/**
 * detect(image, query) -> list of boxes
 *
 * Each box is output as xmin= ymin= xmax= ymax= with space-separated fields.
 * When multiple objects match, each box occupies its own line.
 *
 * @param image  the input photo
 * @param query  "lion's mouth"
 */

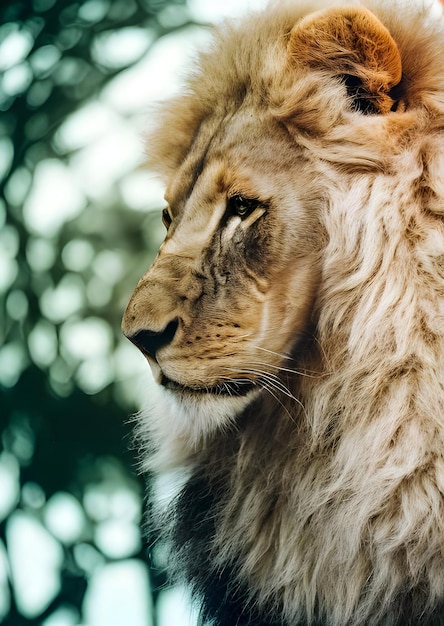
xmin=160 ymin=374 xmax=257 ymax=397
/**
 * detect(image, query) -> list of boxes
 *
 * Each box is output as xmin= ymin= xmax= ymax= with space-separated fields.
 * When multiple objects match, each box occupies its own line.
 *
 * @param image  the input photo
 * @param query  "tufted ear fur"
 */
xmin=288 ymin=7 xmax=402 ymax=114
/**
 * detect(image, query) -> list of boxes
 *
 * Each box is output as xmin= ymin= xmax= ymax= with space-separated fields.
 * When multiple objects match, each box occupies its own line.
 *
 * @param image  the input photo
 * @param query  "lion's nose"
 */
xmin=127 ymin=319 xmax=179 ymax=359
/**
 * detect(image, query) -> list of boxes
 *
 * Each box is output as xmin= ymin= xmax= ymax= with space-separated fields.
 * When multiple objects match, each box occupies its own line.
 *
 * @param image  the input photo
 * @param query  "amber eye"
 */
xmin=162 ymin=207 xmax=173 ymax=229
xmin=227 ymin=194 xmax=260 ymax=218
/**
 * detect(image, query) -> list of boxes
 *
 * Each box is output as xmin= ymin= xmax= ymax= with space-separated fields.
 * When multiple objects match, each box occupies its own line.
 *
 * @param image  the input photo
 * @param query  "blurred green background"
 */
xmin=0 ymin=0 xmax=264 ymax=624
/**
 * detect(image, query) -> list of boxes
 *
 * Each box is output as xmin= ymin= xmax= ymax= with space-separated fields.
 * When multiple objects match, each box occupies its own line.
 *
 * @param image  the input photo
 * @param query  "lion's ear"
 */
xmin=288 ymin=7 xmax=402 ymax=114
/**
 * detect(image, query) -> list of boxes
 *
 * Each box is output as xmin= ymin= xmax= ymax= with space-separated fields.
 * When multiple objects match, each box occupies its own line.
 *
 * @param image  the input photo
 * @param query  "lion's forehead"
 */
xmin=165 ymin=109 xmax=299 ymax=206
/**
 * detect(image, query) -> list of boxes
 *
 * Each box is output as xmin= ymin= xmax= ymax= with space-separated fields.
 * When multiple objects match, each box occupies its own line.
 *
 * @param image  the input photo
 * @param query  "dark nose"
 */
xmin=128 ymin=319 xmax=179 ymax=359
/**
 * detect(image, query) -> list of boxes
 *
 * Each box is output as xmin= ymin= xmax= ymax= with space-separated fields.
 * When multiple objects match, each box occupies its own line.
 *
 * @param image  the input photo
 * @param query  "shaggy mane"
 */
xmin=130 ymin=2 xmax=444 ymax=625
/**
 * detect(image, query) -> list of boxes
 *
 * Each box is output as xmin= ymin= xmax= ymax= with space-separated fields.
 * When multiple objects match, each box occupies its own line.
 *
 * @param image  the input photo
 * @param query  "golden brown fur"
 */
xmin=122 ymin=1 xmax=444 ymax=624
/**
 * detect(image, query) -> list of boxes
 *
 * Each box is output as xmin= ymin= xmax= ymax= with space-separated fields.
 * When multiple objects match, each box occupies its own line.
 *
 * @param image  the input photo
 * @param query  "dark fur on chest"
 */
xmin=153 ymin=464 xmax=444 ymax=626
xmin=170 ymin=468 xmax=290 ymax=626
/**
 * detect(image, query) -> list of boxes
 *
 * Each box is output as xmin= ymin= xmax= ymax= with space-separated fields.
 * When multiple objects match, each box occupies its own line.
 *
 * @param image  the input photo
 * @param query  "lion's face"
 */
xmin=122 ymin=4 xmax=404 ymax=434
xmin=122 ymin=110 xmax=321 ymax=402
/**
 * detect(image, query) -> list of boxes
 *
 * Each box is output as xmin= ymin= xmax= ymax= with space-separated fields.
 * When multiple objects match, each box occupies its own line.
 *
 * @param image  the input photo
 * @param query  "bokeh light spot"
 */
xmin=44 ymin=492 xmax=87 ymax=545
xmin=54 ymin=101 xmax=120 ymax=153
xmin=102 ymin=27 xmax=212 ymax=114
xmin=23 ymin=159 xmax=86 ymax=236
xmin=49 ymin=357 xmax=75 ymax=396
xmin=83 ymin=560 xmax=152 ymax=626
xmin=108 ymin=0 xmax=138 ymax=20
xmin=40 ymin=274 xmax=85 ymax=324
xmin=6 ymin=511 xmax=63 ymax=618
xmin=0 ymin=224 xmax=19 ymax=257
xmin=70 ymin=123 xmax=143 ymax=198
xmin=94 ymin=519 xmax=141 ymax=559
xmin=6 ymin=290 xmax=29 ymax=321
xmin=76 ymin=356 xmax=114 ymax=394
xmin=0 ymin=249 xmax=18 ymax=294
xmin=2 ymin=413 xmax=35 ymax=465
xmin=120 ymin=169 xmax=165 ymax=212
xmin=82 ymin=462 xmax=141 ymax=524
xmin=4 ymin=166 xmax=32 ymax=206
xmin=0 ymin=343 xmax=28 ymax=388
xmin=0 ymin=26 xmax=34 ymax=71
xmin=0 ymin=137 xmax=13 ymax=182
xmin=93 ymin=250 xmax=125 ymax=285
xmin=156 ymin=586 xmax=198 ymax=626
xmin=21 ymin=482 xmax=46 ymax=510
xmin=52 ymin=57 xmax=90 ymax=87
xmin=62 ymin=238 xmax=95 ymax=272
xmin=28 ymin=319 xmax=58 ymax=368
xmin=26 ymin=237 xmax=57 ymax=273
xmin=41 ymin=605 xmax=80 ymax=626
xmin=158 ymin=5 xmax=190 ymax=28
xmin=30 ymin=45 xmax=62 ymax=77
xmin=86 ymin=276 xmax=112 ymax=308
xmin=109 ymin=486 xmax=141 ymax=522
xmin=60 ymin=316 xmax=113 ymax=361
xmin=188 ymin=0 xmax=266 ymax=21
xmin=2 ymin=62 xmax=34 ymax=97
xmin=0 ymin=452 xmax=20 ymax=522
xmin=74 ymin=542 xmax=105 ymax=575
xmin=92 ymin=27 xmax=154 ymax=68
xmin=26 ymin=78 xmax=53 ymax=107
xmin=78 ymin=0 xmax=110 ymax=23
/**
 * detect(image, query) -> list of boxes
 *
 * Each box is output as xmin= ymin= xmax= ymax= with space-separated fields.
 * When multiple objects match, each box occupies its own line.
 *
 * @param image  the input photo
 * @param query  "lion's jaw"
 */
xmin=122 ymin=112 xmax=321 ymax=435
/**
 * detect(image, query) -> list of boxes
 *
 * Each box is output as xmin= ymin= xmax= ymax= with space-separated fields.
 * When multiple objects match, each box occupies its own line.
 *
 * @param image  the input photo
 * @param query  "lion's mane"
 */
xmin=128 ymin=1 xmax=444 ymax=624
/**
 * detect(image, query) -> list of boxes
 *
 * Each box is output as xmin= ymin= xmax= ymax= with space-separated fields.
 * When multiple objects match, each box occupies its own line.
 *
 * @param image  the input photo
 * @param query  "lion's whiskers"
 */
xmin=221 ymin=365 xmax=308 ymax=421
xmin=250 ymin=358 xmax=324 ymax=379
xmin=253 ymin=345 xmax=329 ymax=378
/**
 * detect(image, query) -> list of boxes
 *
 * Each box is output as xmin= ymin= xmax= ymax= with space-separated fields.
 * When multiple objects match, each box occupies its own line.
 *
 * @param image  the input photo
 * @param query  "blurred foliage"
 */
xmin=0 ymin=0 xmax=197 ymax=402
xmin=0 ymin=0 xmax=206 ymax=623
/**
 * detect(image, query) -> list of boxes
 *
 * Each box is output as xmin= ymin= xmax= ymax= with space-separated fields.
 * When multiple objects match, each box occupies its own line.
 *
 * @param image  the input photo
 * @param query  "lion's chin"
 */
xmin=160 ymin=373 xmax=257 ymax=397
xmin=138 ymin=374 xmax=259 ymax=469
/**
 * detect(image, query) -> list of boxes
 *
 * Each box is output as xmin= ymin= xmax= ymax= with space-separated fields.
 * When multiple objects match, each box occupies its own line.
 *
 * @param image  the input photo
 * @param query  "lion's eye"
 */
xmin=162 ymin=207 xmax=173 ymax=229
xmin=227 ymin=194 xmax=260 ymax=218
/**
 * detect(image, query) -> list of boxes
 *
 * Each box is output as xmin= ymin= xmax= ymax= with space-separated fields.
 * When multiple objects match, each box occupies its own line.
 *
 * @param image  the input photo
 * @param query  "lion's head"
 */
xmin=122 ymin=2 xmax=441 ymax=447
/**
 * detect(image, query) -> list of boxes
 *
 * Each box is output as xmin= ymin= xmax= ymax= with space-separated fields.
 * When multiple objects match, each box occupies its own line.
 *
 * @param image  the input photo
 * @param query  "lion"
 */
xmin=122 ymin=1 xmax=444 ymax=624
